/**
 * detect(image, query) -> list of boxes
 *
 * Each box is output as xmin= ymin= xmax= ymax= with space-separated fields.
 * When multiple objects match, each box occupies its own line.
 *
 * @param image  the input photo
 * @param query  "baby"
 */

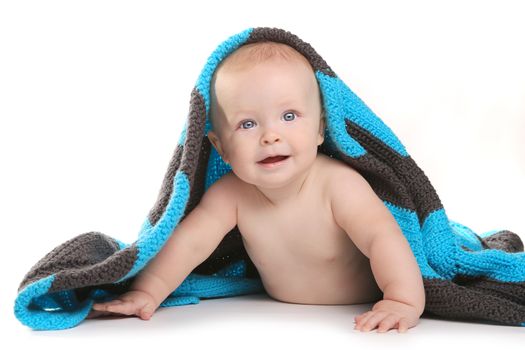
xmin=91 ymin=42 xmax=425 ymax=333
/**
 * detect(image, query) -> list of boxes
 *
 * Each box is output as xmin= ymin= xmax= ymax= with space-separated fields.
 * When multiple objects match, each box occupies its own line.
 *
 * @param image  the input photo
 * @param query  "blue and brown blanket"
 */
xmin=14 ymin=27 xmax=525 ymax=330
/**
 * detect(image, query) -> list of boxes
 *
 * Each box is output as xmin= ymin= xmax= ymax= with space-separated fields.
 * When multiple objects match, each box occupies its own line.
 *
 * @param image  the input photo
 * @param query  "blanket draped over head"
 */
xmin=15 ymin=27 xmax=525 ymax=330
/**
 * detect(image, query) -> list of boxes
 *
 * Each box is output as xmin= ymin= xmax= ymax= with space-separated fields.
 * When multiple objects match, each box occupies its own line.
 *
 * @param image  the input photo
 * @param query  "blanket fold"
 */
xmin=15 ymin=27 xmax=525 ymax=330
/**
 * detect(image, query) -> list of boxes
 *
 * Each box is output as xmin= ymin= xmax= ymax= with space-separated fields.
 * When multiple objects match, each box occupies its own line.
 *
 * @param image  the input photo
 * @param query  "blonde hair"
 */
xmin=209 ymin=41 xmax=322 ymax=133
xmin=217 ymin=41 xmax=312 ymax=74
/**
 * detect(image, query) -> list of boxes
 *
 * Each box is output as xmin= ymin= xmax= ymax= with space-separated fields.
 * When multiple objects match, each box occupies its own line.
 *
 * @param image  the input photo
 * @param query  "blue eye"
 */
xmin=240 ymin=120 xmax=256 ymax=129
xmin=239 ymin=111 xmax=297 ymax=130
xmin=283 ymin=111 xmax=296 ymax=121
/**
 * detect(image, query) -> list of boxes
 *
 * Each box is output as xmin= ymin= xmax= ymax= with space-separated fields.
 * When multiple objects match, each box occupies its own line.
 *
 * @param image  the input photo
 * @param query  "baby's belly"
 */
xmin=243 ymin=236 xmax=384 ymax=305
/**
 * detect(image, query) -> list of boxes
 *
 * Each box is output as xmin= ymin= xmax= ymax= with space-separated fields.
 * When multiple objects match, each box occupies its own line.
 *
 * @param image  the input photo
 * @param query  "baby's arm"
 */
xmin=92 ymin=173 xmax=238 ymax=320
xmin=330 ymin=168 xmax=425 ymax=333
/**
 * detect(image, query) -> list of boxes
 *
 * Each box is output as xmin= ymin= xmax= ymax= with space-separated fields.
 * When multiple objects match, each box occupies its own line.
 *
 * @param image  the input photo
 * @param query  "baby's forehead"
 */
xmin=213 ymin=58 xmax=317 ymax=98
xmin=214 ymin=67 xmax=316 ymax=112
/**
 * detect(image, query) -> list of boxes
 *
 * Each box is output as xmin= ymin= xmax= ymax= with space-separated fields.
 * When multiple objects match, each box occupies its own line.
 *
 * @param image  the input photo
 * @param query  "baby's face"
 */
xmin=208 ymin=58 xmax=325 ymax=188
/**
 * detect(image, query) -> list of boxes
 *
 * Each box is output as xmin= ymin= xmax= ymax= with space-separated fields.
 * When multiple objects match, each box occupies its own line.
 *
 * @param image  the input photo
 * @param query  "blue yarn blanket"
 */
xmin=15 ymin=27 xmax=525 ymax=330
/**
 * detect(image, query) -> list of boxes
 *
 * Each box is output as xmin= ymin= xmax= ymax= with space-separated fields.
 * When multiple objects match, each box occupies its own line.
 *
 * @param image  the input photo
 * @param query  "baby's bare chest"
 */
xmin=235 ymin=189 xmax=380 ymax=304
xmin=236 ymin=186 xmax=365 ymax=275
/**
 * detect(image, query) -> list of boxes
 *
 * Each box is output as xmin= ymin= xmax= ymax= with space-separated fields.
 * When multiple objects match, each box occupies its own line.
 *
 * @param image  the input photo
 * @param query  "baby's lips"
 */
xmin=258 ymin=155 xmax=290 ymax=163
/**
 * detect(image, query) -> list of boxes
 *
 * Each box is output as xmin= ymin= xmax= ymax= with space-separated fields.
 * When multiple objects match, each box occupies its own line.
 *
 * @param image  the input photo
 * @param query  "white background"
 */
xmin=1 ymin=0 xmax=524 ymax=348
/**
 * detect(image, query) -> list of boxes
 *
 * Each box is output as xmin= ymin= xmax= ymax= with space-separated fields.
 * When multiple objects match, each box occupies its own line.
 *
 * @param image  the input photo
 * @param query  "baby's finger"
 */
xmin=360 ymin=311 xmax=388 ymax=332
xmin=354 ymin=311 xmax=368 ymax=324
xmin=105 ymin=301 xmax=138 ymax=316
xmin=354 ymin=311 xmax=372 ymax=323
xmin=377 ymin=314 xmax=399 ymax=333
xmin=93 ymin=300 xmax=122 ymax=311
xmin=397 ymin=317 xmax=409 ymax=333
xmin=138 ymin=305 xmax=155 ymax=321
xmin=92 ymin=304 xmax=107 ymax=311
xmin=354 ymin=311 xmax=374 ymax=329
xmin=93 ymin=299 xmax=134 ymax=316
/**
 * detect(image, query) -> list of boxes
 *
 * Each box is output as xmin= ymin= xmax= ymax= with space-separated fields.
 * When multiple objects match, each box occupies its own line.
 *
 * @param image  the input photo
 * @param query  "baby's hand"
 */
xmin=354 ymin=299 xmax=421 ymax=333
xmin=90 ymin=290 xmax=159 ymax=321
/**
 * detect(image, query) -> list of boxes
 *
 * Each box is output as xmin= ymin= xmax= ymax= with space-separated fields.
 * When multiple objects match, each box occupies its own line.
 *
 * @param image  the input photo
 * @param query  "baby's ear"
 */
xmin=207 ymin=131 xmax=229 ymax=164
xmin=207 ymin=131 xmax=221 ymax=151
xmin=317 ymin=116 xmax=326 ymax=145
xmin=320 ymin=114 xmax=326 ymax=133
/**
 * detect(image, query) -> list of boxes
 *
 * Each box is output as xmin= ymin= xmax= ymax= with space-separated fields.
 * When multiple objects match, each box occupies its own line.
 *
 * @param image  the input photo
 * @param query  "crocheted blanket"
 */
xmin=15 ymin=27 xmax=525 ymax=330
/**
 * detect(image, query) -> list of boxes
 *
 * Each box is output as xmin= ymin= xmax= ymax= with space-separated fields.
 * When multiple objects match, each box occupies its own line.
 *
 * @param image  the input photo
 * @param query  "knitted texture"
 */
xmin=14 ymin=27 xmax=525 ymax=330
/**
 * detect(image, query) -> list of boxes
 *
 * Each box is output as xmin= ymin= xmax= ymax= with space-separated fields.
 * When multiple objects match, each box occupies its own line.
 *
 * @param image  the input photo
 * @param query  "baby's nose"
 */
xmin=262 ymin=134 xmax=281 ymax=144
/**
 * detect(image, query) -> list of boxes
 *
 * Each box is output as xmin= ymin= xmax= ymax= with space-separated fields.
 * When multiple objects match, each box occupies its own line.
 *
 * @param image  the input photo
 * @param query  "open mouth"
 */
xmin=258 ymin=155 xmax=290 ymax=164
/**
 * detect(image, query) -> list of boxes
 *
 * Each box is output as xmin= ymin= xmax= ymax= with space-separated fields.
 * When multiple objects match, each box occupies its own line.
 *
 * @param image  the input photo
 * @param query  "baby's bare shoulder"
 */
xmin=319 ymin=154 xmax=380 ymax=211
xmin=198 ymin=171 xmax=241 ymax=213
xmin=318 ymin=154 xmax=365 ymax=188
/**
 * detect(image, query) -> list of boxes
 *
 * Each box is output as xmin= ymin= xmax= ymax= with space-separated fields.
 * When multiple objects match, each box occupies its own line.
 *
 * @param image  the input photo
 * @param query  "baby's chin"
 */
xmin=250 ymin=173 xmax=314 ymax=190
xmin=231 ymin=169 xmax=293 ymax=189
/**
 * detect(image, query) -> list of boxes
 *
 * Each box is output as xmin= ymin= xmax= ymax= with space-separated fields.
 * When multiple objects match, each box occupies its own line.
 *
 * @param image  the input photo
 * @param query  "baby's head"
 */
xmin=207 ymin=41 xmax=326 ymax=187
